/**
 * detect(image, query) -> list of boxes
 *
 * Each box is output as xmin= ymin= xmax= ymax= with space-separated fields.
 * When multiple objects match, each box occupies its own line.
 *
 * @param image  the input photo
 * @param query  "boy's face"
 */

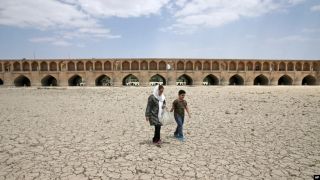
xmin=179 ymin=93 xmax=185 ymax=100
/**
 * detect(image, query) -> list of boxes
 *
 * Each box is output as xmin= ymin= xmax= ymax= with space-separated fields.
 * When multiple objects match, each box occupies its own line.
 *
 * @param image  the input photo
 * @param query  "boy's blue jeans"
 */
xmin=174 ymin=114 xmax=184 ymax=138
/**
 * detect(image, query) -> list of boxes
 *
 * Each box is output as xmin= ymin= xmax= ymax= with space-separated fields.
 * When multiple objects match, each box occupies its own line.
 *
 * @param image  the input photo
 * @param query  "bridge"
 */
xmin=0 ymin=58 xmax=319 ymax=86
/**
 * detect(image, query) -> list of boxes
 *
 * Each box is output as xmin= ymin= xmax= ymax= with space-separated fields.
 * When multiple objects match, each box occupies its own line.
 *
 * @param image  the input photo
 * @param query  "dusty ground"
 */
xmin=0 ymin=86 xmax=319 ymax=180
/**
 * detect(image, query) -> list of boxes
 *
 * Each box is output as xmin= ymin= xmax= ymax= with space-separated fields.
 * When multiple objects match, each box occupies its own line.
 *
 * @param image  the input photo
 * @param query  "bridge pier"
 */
xmin=166 ymin=71 xmax=176 ymax=86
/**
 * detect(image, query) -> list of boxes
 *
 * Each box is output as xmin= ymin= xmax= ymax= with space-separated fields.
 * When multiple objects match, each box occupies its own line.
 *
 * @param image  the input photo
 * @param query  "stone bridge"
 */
xmin=0 ymin=58 xmax=319 ymax=86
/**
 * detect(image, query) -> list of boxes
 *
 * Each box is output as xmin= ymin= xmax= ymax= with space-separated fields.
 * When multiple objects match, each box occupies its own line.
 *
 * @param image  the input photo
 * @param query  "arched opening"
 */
xmin=131 ymin=61 xmax=139 ymax=70
xmin=159 ymin=61 xmax=166 ymax=70
xmin=177 ymin=61 xmax=184 ymax=70
xmin=41 ymin=75 xmax=58 ymax=86
xmin=303 ymin=63 xmax=310 ymax=71
xmin=212 ymin=62 xmax=219 ymax=70
xmin=122 ymin=61 xmax=130 ymax=70
xmin=195 ymin=61 xmax=202 ymax=70
xmin=140 ymin=61 xmax=148 ymax=70
xmin=95 ymin=61 xmax=102 ymax=71
xmin=68 ymin=62 xmax=75 ymax=71
xmin=4 ymin=62 xmax=10 ymax=72
xmin=149 ymin=61 xmax=157 ymax=70
xmin=229 ymin=74 xmax=244 ymax=85
xmin=302 ymin=75 xmax=316 ymax=85
xmin=22 ymin=62 xmax=30 ymax=71
xmin=279 ymin=62 xmax=286 ymax=71
xmin=86 ymin=61 xmax=93 ymax=71
xmin=287 ymin=62 xmax=294 ymax=71
xmin=14 ymin=75 xmax=31 ymax=87
xmin=247 ymin=62 xmax=253 ymax=71
xmin=123 ymin=74 xmax=139 ymax=86
xmin=31 ymin=62 xmax=38 ymax=71
xmin=96 ymin=75 xmax=112 ymax=86
xmin=278 ymin=75 xmax=293 ymax=85
xmin=77 ymin=61 xmax=84 ymax=71
xmin=203 ymin=61 xmax=210 ymax=70
xmin=177 ymin=74 xmax=193 ymax=86
xmin=186 ymin=61 xmax=193 ymax=70
xmin=295 ymin=62 xmax=302 ymax=71
xmin=0 ymin=63 xmax=2 ymax=72
xmin=104 ymin=61 xmax=112 ymax=71
xmin=68 ymin=75 xmax=82 ymax=86
xmin=238 ymin=62 xmax=245 ymax=71
xmin=203 ymin=75 xmax=219 ymax=85
xmin=229 ymin=62 xmax=236 ymax=71
xmin=150 ymin=74 xmax=166 ymax=86
xmin=0 ymin=78 xmax=3 ymax=85
xmin=49 ymin=62 xmax=57 ymax=71
xmin=263 ymin=62 xmax=269 ymax=71
xmin=254 ymin=75 xmax=269 ymax=85
xmin=13 ymin=62 xmax=21 ymax=71
xmin=40 ymin=62 xmax=48 ymax=71
xmin=255 ymin=62 xmax=261 ymax=71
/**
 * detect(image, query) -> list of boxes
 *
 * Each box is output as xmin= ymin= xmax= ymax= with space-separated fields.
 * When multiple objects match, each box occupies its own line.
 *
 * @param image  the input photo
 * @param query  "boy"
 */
xmin=170 ymin=90 xmax=191 ymax=141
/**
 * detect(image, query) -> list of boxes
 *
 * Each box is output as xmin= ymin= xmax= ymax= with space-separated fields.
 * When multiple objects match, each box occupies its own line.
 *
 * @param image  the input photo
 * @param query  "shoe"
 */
xmin=175 ymin=136 xmax=185 ymax=142
xmin=153 ymin=139 xmax=162 ymax=144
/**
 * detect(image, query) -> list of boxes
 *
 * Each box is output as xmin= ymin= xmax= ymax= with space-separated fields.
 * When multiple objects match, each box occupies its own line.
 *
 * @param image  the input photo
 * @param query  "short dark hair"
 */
xmin=158 ymin=85 xmax=164 ymax=90
xmin=178 ymin=90 xmax=186 ymax=95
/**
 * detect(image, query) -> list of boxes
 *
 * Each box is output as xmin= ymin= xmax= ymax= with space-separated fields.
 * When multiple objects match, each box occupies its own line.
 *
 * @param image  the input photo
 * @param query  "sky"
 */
xmin=0 ymin=0 xmax=320 ymax=60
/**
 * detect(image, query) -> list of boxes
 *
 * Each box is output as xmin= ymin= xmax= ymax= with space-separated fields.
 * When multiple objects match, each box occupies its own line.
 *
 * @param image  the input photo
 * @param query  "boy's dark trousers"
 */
xmin=153 ymin=125 xmax=161 ymax=142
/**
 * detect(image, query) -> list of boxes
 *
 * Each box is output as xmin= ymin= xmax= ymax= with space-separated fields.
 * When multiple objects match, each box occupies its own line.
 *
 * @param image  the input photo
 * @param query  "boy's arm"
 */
xmin=185 ymin=106 xmax=191 ymax=118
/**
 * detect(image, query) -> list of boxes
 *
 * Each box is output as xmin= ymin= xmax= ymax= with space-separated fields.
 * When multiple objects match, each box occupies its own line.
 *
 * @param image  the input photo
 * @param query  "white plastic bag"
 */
xmin=160 ymin=109 xmax=175 ymax=125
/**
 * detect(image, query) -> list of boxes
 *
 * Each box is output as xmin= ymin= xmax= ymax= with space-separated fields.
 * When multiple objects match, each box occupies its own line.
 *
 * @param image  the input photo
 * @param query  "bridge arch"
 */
xmin=68 ymin=74 xmax=82 ymax=86
xmin=41 ymin=75 xmax=58 ymax=86
xmin=278 ymin=75 xmax=293 ymax=85
xmin=150 ymin=74 xmax=166 ymax=85
xmin=177 ymin=74 xmax=193 ymax=85
xmin=122 ymin=74 xmax=139 ymax=86
xmin=302 ymin=75 xmax=316 ymax=85
xmin=203 ymin=74 xmax=219 ymax=85
xmin=96 ymin=74 xmax=112 ymax=86
xmin=14 ymin=75 xmax=31 ymax=87
xmin=254 ymin=74 xmax=269 ymax=85
xmin=229 ymin=74 xmax=244 ymax=85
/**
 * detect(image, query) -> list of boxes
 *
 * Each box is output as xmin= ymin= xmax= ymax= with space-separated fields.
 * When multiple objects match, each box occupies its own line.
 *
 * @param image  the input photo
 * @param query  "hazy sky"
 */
xmin=0 ymin=0 xmax=320 ymax=59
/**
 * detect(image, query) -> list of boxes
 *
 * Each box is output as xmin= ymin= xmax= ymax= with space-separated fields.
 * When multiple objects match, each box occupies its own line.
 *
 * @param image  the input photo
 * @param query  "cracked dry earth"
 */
xmin=0 ymin=86 xmax=319 ymax=180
